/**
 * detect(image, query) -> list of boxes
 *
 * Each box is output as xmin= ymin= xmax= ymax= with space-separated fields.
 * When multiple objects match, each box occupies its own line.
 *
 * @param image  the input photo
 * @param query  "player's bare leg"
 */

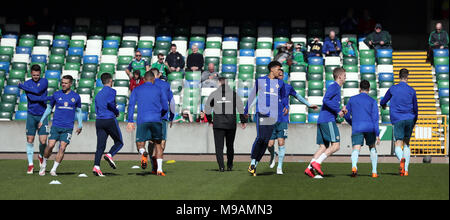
xmin=50 ymin=141 xmax=68 ymax=176
xmin=268 ymin=140 xmax=276 ymax=168
xmin=39 ymin=139 xmax=57 ymax=176
xmin=154 ymin=140 xmax=165 ymax=176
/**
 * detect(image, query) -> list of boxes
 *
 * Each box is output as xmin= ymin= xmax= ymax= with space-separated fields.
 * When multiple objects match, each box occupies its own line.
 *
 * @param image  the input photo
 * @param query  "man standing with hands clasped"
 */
xmin=205 ymin=77 xmax=248 ymax=172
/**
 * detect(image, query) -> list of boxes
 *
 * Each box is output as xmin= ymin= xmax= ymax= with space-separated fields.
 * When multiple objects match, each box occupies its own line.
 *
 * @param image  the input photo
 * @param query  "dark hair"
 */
xmin=171 ymin=44 xmax=177 ymax=48
xmin=62 ymin=75 xmax=74 ymax=83
xmin=133 ymin=70 xmax=141 ymax=76
xmin=399 ymin=68 xmax=409 ymax=80
xmin=30 ymin=64 xmax=41 ymax=73
xmin=157 ymin=53 xmax=165 ymax=57
xmin=101 ymin=73 xmax=113 ymax=85
xmin=333 ymin=67 xmax=346 ymax=80
xmin=360 ymin=80 xmax=370 ymax=91
xmin=144 ymin=70 xmax=155 ymax=80
xmin=150 ymin=68 xmax=160 ymax=76
xmin=268 ymin=61 xmax=282 ymax=70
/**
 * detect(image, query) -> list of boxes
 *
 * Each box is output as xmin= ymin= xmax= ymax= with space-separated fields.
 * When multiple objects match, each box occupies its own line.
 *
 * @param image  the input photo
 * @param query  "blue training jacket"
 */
xmin=154 ymin=78 xmax=175 ymax=121
xmin=19 ymin=78 xmax=48 ymax=116
xmin=344 ymin=93 xmax=380 ymax=136
xmin=95 ymin=86 xmax=119 ymax=120
xmin=280 ymin=83 xmax=311 ymax=123
xmin=127 ymin=82 xmax=168 ymax=124
xmin=380 ymin=81 xmax=418 ymax=124
xmin=318 ymin=81 xmax=342 ymax=124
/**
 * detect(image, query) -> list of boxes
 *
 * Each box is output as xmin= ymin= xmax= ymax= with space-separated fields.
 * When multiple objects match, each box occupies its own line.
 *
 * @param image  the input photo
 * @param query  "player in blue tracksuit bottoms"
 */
xmin=244 ymin=61 xmax=288 ymax=176
xmin=92 ymin=73 xmax=123 ymax=177
xmin=126 ymin=71 xmax=168 ymax=176
xmin=18 ymin=64 xmax=49 ymax=174
xmin=380 ymin=68 xmax=418 ymax=176
xmin=38 ymin=75 xmax=83 ymax=176
xmin=344 ymin=80 xmax=380 ymax=178
xmin=147 ymin=68 xmax=175 ymax=174
xmin=304 ymin=67 xmax=347 ymax=178
xmin=267 ymin=70 xmax=319 ymax=175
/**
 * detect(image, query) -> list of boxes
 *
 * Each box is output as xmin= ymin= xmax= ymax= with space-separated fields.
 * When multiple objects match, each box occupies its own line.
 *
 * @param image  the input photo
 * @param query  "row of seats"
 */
xmin=434 ymin=49 xmax=449 ymax=115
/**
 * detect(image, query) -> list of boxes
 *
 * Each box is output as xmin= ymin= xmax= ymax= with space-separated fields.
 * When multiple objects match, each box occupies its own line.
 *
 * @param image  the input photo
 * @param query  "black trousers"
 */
xmin=213 ymin=128 xmax=236 ymax=169
xmin=95 ymin=118 xmax=124 ymax=166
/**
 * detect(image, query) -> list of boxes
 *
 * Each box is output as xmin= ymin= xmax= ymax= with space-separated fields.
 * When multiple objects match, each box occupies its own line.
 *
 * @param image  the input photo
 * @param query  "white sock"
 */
xmin=139 ymin=148 xmax=146 ymax=155
xmin=307 ymin=159 xmax=316 ymax=169
xmin=94 ymin=165 xmax=101 ymax=170
xmin=42 ymin=158 xmax=48 ymax=168
xmin=157 ymin=159 xmax=163 ymax=172
xmin=316 ymin=153 xmax=328 ymax=164
xmin=51 ymin=161 xmax=60 ymax=172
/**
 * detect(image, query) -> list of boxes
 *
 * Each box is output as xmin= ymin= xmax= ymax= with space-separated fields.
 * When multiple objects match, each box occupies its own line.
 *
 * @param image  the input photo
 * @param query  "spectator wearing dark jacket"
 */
xmin=165 ymin=44 xmax=185 ymax=72
xmin=427 ymin=22 xmax=449 ymax=62
xmin=186 ymin=45 xmax=204 ymax=71
xmin=364 ymin=23 xmax=392 ymax=50
xmin=205 ymin=77 xmax=248 ymax=172
xmin=308 ymin=37 xmax=323 ymax=58
xmin=322 ymin=31 xmax=342 ymax=56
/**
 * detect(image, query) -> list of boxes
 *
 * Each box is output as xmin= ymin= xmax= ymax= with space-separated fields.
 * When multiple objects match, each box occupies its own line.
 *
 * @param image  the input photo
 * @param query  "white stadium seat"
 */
xmin=377 ymin=65 xmax=394 ymax=73
xmin=290 ymin=72 xmax=307 ymax=81
xmin=308 ymin=96 xmax=323 ymax=106
xmin=343 ymin=88 xmax=360 ymax=97
xmin=290 ymin=104 xmax=307 ymax=114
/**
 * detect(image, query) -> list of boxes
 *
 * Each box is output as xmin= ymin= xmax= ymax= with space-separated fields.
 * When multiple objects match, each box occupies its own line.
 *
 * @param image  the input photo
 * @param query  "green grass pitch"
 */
xmin=0 ymin=159 xmax=448 ymax=200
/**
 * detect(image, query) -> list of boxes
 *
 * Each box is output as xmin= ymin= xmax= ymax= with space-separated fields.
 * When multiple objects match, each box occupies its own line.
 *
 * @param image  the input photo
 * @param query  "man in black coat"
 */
xmin=205 ymin=77 xmax=248 ymax=172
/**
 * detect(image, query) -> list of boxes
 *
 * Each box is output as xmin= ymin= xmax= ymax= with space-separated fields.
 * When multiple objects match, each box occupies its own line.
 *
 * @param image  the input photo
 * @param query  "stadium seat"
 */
xmin=83 ymin=55 xmax=99 ymax=64
xmin=434 ymin=57 xmax=449 ymax=66
xmin=308 ymin=113 xmax=319 ymax=123
xmin=308 ymin=57 xmax=323 ymax=65
xmin=223 ymin=49 xmax=237 ymax=57
xmin=439 ymin=88 xmax=449 ymax=98
xmin=433 ymin=49 xmax=449 ymax=57
xmin=360 ymin=57 xmax=375 ymax=65
xmin=441 ymin=105 xmax=449 ymax=115
xmin=222 ymin=64 xmax=237 ymax=73
xmin=377 ymin=49 xmax=393 ymax=58
xmin=4 ymin=86 xmax=20 ymax=96
xmin=360 ymin=50 xmax=375 ymax=58
xmin=379 ymin=73 xmax=394 ymax=82
xmin=438 ymin=80 xmax=449 ymax=89
xmin=378 ymin=57 xmax=393 ymax=64
xmin=0 ymin=102 xmax=15 ymax=112
xmin=65 ymin=63 xmax=81 ymax=71
xmin=239 ymin=49 xmax=255 ymax=57
xmin=360 ymin=65 xmax=376 ymax=74
xmin=66 ymin=55 xmax=82 ymax=64
xmin=308 ymin=65 xmax=324 ymax=74
xmin=435 ymin=65 xmax=449 ymax=74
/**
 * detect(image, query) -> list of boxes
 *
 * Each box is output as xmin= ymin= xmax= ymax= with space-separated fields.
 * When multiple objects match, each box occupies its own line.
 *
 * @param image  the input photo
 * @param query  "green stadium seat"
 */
xmin=308 ymin=73 xmax=323 ymax=81
xmin=290 ymin=81 xmax=306 ymax=89
xmin=11 ymin=62 xmax=27 ymax=71
xmin=69 ymin=40 xmax=85 ymax=48
xmin=9 ymin=70 xmax=26 ymax=80
xmin=220 ymin=73 xmax=236 ymax=79
xmin=81 ymin=71 xmax=96 ymax=80
xmin=185 ymin=72 xmax=201 ymax=81
xmin=51 ymin=47 xmax=66 ymax=56
xmin=437 ymin=73 xmax=449 ymax=81
xmin=308 ymin=105 xmax=321 ymax=114
xmin=138 ymin=41 xmax=153 ymax=49
xmin=440 ymin=97 xmax=450 ymax=106
xmin=81 ymin=103 xmax=89 ymax=113
xmin=434 ymin=57 xmax=449 ymax=66
xmin=308 ymin=81 xmax=324 ymax=90
xmin=117 ymin=112 xmax=125 ymax=122
xmin=106 ymin=35 xmax=121 ymax=45
xmin=325 ymin=73 xmax=334 ymax=81
xmin=49 ymin=55 xmax=65 ymax=64
xmin=55 ymin=35 xmax=70 ymax=41
xmin=115 ymin=96 xmax=128 ymax=105
xmin=0 ymin=46 xmax=14 ymax=56
xmin=66 ymin=55 xmax=81 ymax=64
xmin=35 ymin=39 xmax=51 ymax=47
xmin=368 ymin=80 xmax=377 ymax=90
xmin=114 ymin=80 xmax=130 ymax=87
xmin=122 ymin=40 xmax=137 ymax=48
xmin=438 ymin=80 xmax=449 ymax=89
xmin=116 ymin=64 xmax=129 ymax=71
xmin=360 ymin=50 xmax=375 ymax=58
xmin=0 ymin=78 xmax=5 ymax=89
xmin=222 ymin=49 xmax=237 ymax=57
xmin=343 ymin=65 xmax=358 ymax=73
xmin=206 ymin=41 xmax=221 ymax=49
xmin=325 ymin=65 xmax=340 ymax=74
xmin=77 ymin=87 xmax=92 ymax=95
xmin=0 ymin=102 xmax=15 ymax=112
xmin=205 ymin=57 xmax=220 ymax=68
xmin=344 ymin=81 xmax=359 ymax=88
xmin=238 ymin=73 xmax=254 ymax=81
xmin=290 ymin=114 xmax=307 ymax=123
xmin=47 ymin=87 xmax=57 ymax=96
xmin=118 ymin=56 xmax=133 ymax=65
xmin=380 ymin=81 xmax=394 ymax=88
xmin=238 ymin=80 xmax=253 ymax=88
xmin=308 ymin=65 xmax=323 ymax=74
xmin=291 ymin=64 xmax=307 ymax=73
xmin=380 ymin=107 xmax=390 ymax=116
xmin=361 ymin=73 xmax=377 ymax=81
xmin=102 ymin=48 xmax=118 ymax=55
xmin=190 ymin=36 xmax=206 ymax=42
xmin=83 ymin=64 xmax=98 ymax=73
xmin=155 ymin=41 xmax=171 ymax=50
xmin=222 ymin=57 xmax=237 ymax=65
xmin=239 ymin=65 xmax=255 ymax=74
xmin=240 ymin=36 xmax=256 ymax=43
xmin=154 ymin=49 xmax=169 ymax=56
xmin=378 ymin=57 xmax=393 ymax=64
xmin=239 ymin=41 xmax=255 ymax=49
xmin=64 ymin=63 xmax=81 ymax=71
xmin=100 ymin=63 xmax=116 ymax=73
xmin=308 ymin=89 xmax=324 ymax=97
xmin=47 ymin=63 xmax=63 ymax=71
xmin=0 ymin=54 xmax=11 ymax=62
xmin=257 ymin=42 xmax=272 ymax=49
xmin=19 ymin=38 xmax=35 ymax=47
xmin=167 ymin=72 xmax=183 ymax=81
xmin=360 ymin=57 xmax=375 ymax=65
xmin=0 ymin=111 xmax=12 ymax=120
xmin=441 ymin=104 xmax=449 ymax=115
xmin=18 ymin=102 xmax=28 ymax=111
xmin=47 ymin=78 xmax=59 ymax=89
xmin=256 ymin=65 xmax=269 ymax=75
xmin=343 ymin=57 xmax=358 ymax=65
xmin=7 ymin=78 xmax=22 ymax=86
xmin=78 ymin=79 xmax=95 ymax=89
xmin=89 ymin=112 xmax=97 ymax=121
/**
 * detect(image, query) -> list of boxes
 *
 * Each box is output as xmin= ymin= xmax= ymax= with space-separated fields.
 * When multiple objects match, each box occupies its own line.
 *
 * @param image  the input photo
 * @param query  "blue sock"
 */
xmin=277 ymin=146 xmax=286 ymax=169
xmin=370 ymin=148 xmax=378 ymax=174
xmin=351 ymin=149 xmax=360 ymax=169
xmin=26 ymin=143 xmax=34 ymax=165
xmin=395 ymin=146 xmax=403 ymax=161
xmin=403 ymin=145 xmax=410 ymax=172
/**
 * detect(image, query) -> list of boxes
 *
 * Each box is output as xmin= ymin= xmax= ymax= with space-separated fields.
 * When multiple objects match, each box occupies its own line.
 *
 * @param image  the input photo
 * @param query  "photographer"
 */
xmin=323 ymin=31 xmax=342 ymax=56
xmin=308 ymin=37 xmax=323 ymax=58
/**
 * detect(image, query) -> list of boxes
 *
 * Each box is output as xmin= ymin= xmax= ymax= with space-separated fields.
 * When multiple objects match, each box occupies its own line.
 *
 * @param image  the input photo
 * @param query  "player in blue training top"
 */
xmin=38 ymin=75 xmax=83 ymax=176
xmin=126 ymin=71 xmax=168 ymax=176
xmin=304 ymin=67 xmax=347 ymax=178
xmin=18 ymin=64 xmax=49 ymax=174
xmin=244 ymin=61 xmax=289 ymax=176
xmin=380 ymin=68 xmax=418 ymax=176
xmin=92 ymin=73 xmax=123 ymax=177
xmin=267 ymin=70 xmax=319 ymax=175
xmin=147 ymin=68 xmax=175 ymax=175
xmin=344 ymin=80 xmax=381 ymax=178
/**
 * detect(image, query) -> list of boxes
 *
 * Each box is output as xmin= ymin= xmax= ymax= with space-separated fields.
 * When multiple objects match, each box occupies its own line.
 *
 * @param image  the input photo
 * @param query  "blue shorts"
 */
xmin=394 ymin=119 xmax=415 ymax=141
xmin=49 ymin=126 xmax=73 ymax=144
xmin=136 ymin=122 xmax=163 ymax=142
xmin=270 ymin=122 xmax=288 ymax=140
xmin=26 ymin=114 xmax=49 ymax=136
xmin=352 ymin=132 xmax=377 ymax=146
xmin=162 ymin=120 xmax=169 ymax=140
xmin=316 ymin=121 xmax=341 ymax=147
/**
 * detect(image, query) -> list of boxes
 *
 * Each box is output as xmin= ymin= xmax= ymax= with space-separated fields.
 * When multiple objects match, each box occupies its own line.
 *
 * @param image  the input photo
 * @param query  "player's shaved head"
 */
xmin=399 ymin=68 xmax=409 ymax=81
xmin=144 ymin=70 xmax=155 ymax=82
xmin=360 ymin=80 xmax=370 ymax=92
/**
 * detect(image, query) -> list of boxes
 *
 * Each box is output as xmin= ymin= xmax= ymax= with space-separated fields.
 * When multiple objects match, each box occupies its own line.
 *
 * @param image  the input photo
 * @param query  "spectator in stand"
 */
xmin=129 ymin=70 xmax=145 ymax=91
xmin=308 ymin=37 xmax=323 ymax=58
xmin=173 ymin=109 xmax=194 ymax=123
xmin=165 ymin=44 xmax=185 ymax=73
xmin=364 ymin=24 xmax=392 ymax=52
xmin=151 ymin=53 xmax=170 ymax=81
xmin=186 ymin=44 xmax=204 ymax=72
xmin=340 ymin=8 xmax=358 ymax=34
xmin=342 ymin=40 xmax=358 ymax=58
xmin=196 ymin=111 xmax=209 ymax=123
xmin=323 ymin=31 xmax=342 ymax=56
xmin=358 ymin=9 xmax=376 ymax=35
xmin=427 ymin=22 xmax=449 ymax=63
xmin=293 ymin=43 xmax=308 ymax=66
xmin=126 ymin=51 xmax=150 ymax=78
xmin=201 ymin=63 xmax=219 ymax=88
xmin=274 ymin=41 xmax=294 ymax=66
